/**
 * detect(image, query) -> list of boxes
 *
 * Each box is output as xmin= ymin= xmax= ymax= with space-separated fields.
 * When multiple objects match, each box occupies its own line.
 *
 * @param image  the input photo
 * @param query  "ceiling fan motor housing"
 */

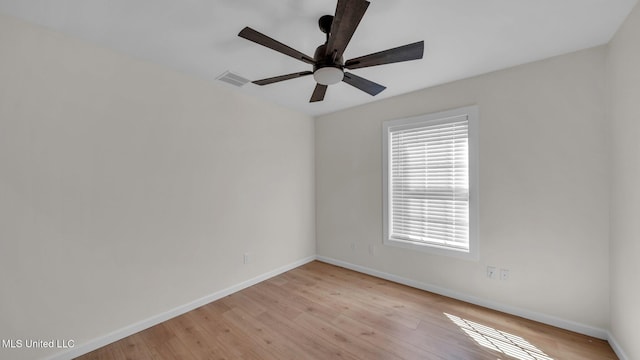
xmin=313 ymin=43 xmax=344 ymax=85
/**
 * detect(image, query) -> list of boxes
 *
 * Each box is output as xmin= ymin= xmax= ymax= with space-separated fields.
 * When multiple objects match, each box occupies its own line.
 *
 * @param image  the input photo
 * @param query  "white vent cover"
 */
xmin=216 ymin=71 xmax=250 ymax=87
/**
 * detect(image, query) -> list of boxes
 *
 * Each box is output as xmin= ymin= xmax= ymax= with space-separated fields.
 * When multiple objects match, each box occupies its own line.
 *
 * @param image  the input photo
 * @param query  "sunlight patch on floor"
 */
xmin=444 ymin=313 xmax=553 ymax=360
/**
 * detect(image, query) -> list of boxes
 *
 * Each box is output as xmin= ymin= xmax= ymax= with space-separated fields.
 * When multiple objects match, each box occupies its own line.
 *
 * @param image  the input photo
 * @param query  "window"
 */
xmin=382 ymin=106 xmax=479 ymax=260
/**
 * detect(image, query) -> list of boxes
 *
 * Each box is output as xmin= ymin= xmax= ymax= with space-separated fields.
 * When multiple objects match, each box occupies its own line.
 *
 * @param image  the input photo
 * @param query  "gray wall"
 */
xmin=608 ymin=2 xmax=640 ymax=359
xmin=316 ymin=47 xmax=610 ymax=331
xmin=0 ymin=14 xmax=315 ymax=360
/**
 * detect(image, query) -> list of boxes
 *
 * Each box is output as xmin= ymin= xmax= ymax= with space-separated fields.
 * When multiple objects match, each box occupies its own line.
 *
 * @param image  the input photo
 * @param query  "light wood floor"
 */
xmin=77 ymin=261 xmax=617 ymax=360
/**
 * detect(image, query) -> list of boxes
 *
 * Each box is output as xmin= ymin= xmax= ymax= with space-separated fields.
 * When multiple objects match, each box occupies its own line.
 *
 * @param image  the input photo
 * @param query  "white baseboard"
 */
xmin=316 ymin=256 xmax=610 ymax=340
xmin=607 ymin=331 xmax=629 ymax=360
xmin=45 ymin=256 xmax=316 ymax=360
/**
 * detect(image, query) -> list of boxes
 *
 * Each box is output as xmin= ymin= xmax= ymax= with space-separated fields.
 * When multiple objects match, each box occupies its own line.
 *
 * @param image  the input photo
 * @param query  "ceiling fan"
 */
xmin=238 ymin=0 xmax=424 ymax=103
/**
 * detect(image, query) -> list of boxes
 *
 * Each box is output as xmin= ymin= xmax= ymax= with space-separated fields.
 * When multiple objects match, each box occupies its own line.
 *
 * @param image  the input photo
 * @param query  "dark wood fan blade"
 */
xmin=253 ymin=71 xmax=313 ymax=86
xmin=325 ymin=0 xmax=369 ymax=60
xmin=345 ymin=41 xmax=424 ymax=70
xmin=342 ymin=72 xmax=385 ymax=96
xmin=310 ymin=84 xmax=328 ymax=102
xmin=239 ymin=27 xmax=314 ymax=64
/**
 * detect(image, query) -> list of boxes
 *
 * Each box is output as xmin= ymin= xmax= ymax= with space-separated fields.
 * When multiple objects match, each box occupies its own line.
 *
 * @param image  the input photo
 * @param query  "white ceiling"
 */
xmin=0 ymin=0 xmax=637 ymax=116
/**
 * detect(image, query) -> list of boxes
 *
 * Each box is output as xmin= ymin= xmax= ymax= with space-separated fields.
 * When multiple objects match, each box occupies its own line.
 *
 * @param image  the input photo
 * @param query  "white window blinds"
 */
xmin=388 ymin=114 xmax=470 ymax=251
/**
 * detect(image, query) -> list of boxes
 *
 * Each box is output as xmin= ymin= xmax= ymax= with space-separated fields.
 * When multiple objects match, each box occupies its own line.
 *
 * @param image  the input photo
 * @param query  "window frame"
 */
xmin=382 ymin=105 xmax=479 ymax=260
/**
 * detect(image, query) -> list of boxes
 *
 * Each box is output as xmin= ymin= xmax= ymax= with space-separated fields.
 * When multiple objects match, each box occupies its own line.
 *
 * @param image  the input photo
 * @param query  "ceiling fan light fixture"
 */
xmin=313 ymin=66 xmax=344 ymax=85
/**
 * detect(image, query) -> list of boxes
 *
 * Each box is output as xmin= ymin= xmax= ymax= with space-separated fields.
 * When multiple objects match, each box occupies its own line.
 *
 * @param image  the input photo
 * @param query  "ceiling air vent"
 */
xmin=216 ymin=71 xmax=250 ymax=87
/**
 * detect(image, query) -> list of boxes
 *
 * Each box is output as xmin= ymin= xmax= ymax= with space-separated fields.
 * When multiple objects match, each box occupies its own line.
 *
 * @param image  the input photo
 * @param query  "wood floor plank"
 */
xmin=294 ymin=311 xmax=404 ymax=360
xmin=118 ymin=333 xmax=155 ymax=360
xmin=330 ymin=313 xmax=444 ymax=360
xmin=255 ymin=310 xmax=361 ymax=360
xmin=221 ymin=306 xmax=309 ymax=360
xmin=75 ymin=261 xmax=618 ymax=360
xmin=139 ymin=323 xmax=195 ymax=360
xmin=183 ymin=306 xmax=263 ymax=359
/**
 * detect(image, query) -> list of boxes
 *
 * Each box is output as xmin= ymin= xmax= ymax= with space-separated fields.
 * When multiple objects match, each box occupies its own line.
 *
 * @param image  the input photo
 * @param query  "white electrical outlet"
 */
xmin=487 ymin=266 xmax=497 ymax=279
xmin=243 ymin=253 xmax=250 ymax=264
xmin=351 ymin=243 xmax=356 ymax=252
xmin=500 ymin=269 xmax=509 ymax=281
xmin=369 ymin=244 xmax=375 ymax=256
